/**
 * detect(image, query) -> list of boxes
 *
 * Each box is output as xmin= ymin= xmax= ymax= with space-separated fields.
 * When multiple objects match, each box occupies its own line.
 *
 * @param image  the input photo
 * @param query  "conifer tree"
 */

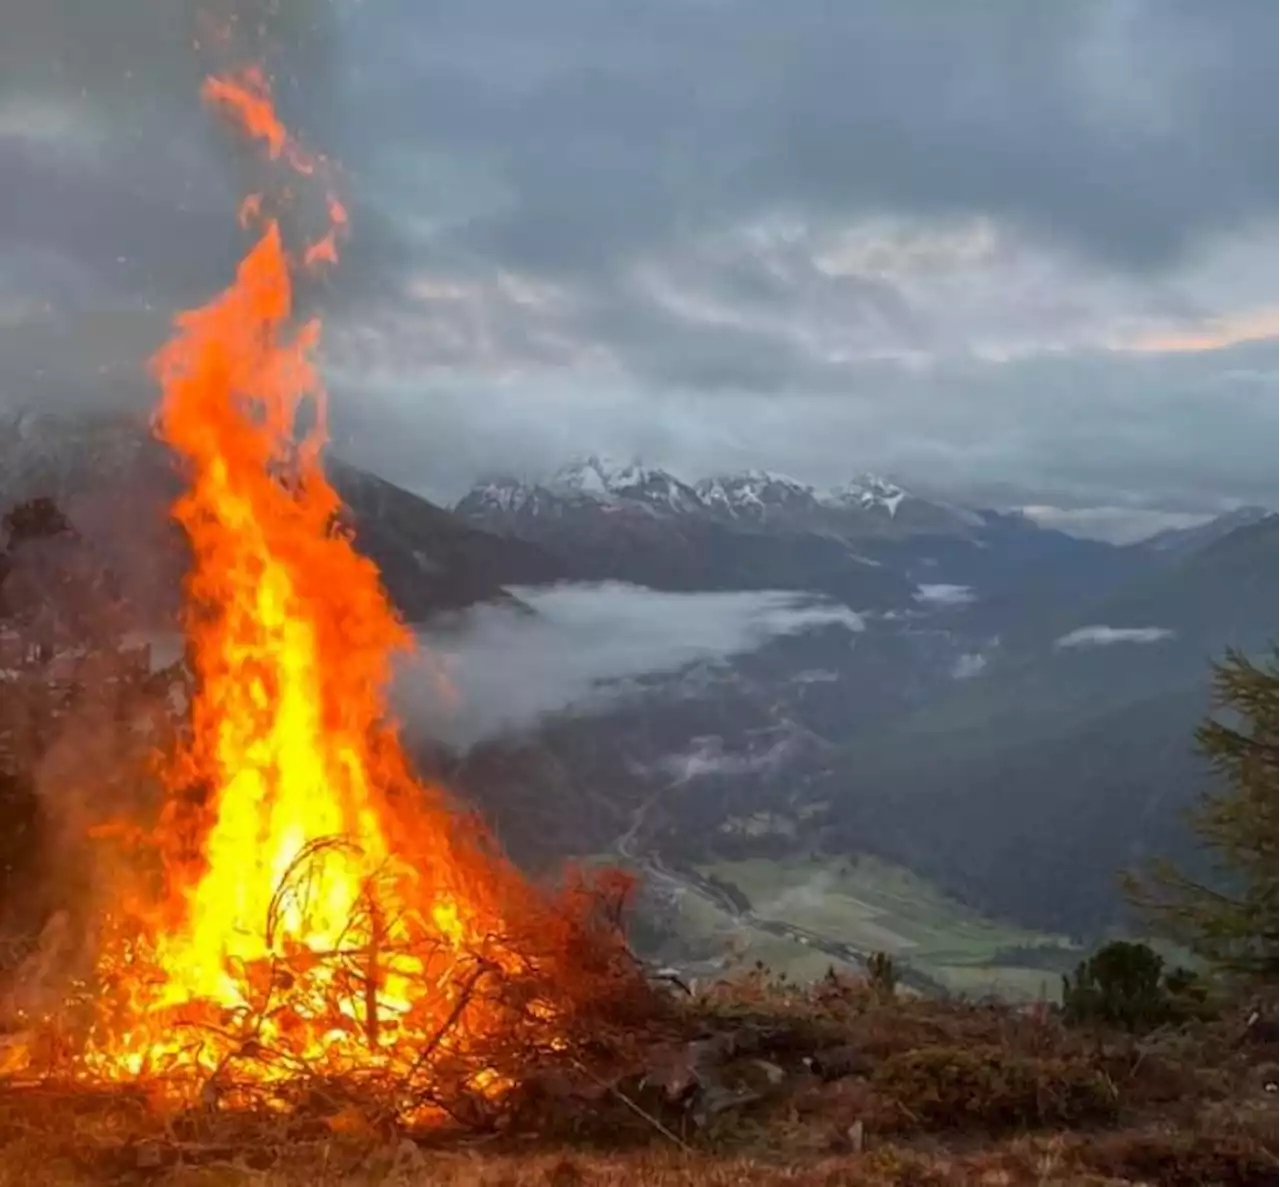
xmin=1125 ymin=647 xmax=1278 ymax=987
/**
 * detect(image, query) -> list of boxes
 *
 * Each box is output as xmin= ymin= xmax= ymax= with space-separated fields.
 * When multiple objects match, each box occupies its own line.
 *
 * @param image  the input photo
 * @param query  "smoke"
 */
xmin=396 ymin=582 xmax=864 ymax=749
xmin=0 ymin=645 xmax=176 ymax=1017
xmin=0 ymin=0 xmax=339 ymax=130
xmin=0 ymin=0 xmax=363 ymax=422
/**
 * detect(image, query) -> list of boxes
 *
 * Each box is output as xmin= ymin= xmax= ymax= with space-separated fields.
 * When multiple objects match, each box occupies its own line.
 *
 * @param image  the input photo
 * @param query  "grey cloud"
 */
xmin=0 ymin=141 xmax=239 ymax=311
xmin=3 ymin=0 xmax=1274 ymax=316
xmin=332 ymin=0 xmax=1275 ymax=443
xmin=1020 ymin=506 xmax=1214 ymax=545
xmin=0 ymin=0 xmax=1274 ymax=522
xmin=1054 ymin=626 xmax=1176 ymax=648
xmin=914 ymin=585 xmax=975 ymax=609
xmin=396 ymin=582 xmax=863 ymax=748
xmin=332 ymin=337 xmax=1279 ymax=516
xmin=357 ymin=0 xmax=1276 ymax=278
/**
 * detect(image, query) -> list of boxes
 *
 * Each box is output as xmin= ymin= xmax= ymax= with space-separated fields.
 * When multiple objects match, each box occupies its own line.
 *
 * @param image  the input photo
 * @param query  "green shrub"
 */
xmin=1062 ymin=940 xmax=1175 ymax=1031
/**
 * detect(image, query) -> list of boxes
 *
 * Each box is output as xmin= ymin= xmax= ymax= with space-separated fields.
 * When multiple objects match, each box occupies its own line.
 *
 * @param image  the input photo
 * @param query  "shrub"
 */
xmin=865 ymin=952 xmax=897 ymax=1000
xmin=1061 ymin=940 xmax=1175 ymax=1032
xmin=870 ymin=1045 xmax=1118 ymax=1132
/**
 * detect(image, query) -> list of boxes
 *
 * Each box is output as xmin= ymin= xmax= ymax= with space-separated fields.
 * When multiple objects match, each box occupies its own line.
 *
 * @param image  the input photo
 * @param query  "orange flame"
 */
xmin=75 ymin=70 xmax=557 ymax=1098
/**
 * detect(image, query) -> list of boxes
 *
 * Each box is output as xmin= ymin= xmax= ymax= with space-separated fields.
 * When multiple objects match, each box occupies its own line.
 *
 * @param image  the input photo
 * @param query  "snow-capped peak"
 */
xmin=695 ymin=470 xmax=818 ymax=518
xmin=824 ymin=472 xmax=908 ymax=518
xmin=551 ymin=455 xmax=640 ymax=495
xmin=456 ymin=458 xmax=964 ymax=532
xmin=548 ymin=455 xmax=611 ymax=496
xmin=548 ymin=455 xmax=703 ymax=512
xmin=457 ymin=474 xmax=538 ymax=516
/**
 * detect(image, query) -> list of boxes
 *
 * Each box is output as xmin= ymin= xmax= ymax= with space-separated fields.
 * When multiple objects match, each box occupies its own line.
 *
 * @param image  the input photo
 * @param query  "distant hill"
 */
xmin=1140 ymin=505 xmax=1273 ymax=557
xmin=815 ymin=516 xmax=1279 ymax=934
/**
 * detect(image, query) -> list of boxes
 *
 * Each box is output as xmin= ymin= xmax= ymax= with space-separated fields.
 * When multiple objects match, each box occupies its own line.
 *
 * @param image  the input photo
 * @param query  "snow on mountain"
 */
xmin=458 ymin=460 xmax=926 ymax=524
xmin=457 ymin=476 xmax=542 ymax=517
xmin=694 ymin=470 xmax=821 ymax=521
xmin=454 ymin=458 xmax=988 ymax=543
xmin=549 ymin=456 xmax=704 ymax=513
xmin=823 ymin=473 xmax=907 ymax=518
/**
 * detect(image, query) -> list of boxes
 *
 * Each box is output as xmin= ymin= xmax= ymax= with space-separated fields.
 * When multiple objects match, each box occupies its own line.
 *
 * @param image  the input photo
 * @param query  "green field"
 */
xmin=667 ymin=854 xmax=1079 ymax=1001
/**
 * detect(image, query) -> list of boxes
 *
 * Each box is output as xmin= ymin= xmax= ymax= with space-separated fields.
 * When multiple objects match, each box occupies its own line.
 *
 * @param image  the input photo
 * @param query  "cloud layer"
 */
xmin=0 ymin=0 xmax=1275 ymax=521
xmin=398 ymin=582 xmax=863 ymax=747
xmin=1054 ymin=625 xmax=1176 ymax=649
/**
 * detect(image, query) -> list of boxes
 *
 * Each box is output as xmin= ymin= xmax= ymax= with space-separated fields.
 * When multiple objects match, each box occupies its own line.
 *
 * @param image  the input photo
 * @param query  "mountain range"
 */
xmin=2 ymin=412 xmax=1275 ymax=947
xmin=453 ymin=456 xmax=1135 ymax=610
xmin=459 ymin=455 xmax=987 ymax=541
xmin=443 ymin=456 xmax=1277 ymax=938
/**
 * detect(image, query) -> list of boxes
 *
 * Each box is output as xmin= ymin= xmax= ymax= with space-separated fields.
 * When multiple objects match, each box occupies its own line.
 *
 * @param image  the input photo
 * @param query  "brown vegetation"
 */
xmin=0 ymin=967 xmax=1273 ymax=1186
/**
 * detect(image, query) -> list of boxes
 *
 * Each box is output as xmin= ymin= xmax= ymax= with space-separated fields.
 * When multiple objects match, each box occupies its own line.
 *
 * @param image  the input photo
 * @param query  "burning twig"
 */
xmin=264 ymin=836 xmax=362 ymax=952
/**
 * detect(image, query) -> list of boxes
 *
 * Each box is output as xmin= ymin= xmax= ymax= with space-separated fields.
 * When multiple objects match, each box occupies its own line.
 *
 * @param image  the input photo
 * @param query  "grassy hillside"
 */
xmin=659 ymin=854 xmax=1078 ymax=1000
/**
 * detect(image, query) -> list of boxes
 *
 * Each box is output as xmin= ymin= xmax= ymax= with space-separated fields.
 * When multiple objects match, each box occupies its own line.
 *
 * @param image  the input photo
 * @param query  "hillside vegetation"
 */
xmin=0 ymin=970 xmax=1274 ymax=1186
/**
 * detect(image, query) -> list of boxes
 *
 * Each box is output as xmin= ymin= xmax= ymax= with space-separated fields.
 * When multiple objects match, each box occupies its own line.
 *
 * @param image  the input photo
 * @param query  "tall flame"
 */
xmin=77 ymin=69 xmax=551 ymax=1094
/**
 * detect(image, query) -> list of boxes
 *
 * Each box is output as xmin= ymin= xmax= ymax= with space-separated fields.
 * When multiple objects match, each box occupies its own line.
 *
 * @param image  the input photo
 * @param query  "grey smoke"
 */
xmin=397 ymin=582 xmax=864 ymax=748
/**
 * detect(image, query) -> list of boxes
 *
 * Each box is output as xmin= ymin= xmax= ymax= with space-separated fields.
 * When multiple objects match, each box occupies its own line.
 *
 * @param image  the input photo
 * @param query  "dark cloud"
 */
xmin=354 ymin=0 xmax=1276 ymax=277
xmin=331 ymin=337 xmax=1279 ymax=516
xmin=0 ymin=0 xmax=1274 ymax=519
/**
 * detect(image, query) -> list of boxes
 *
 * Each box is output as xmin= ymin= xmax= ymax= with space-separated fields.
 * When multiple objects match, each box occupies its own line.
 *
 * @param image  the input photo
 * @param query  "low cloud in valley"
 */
xmin=398 ymin=582 xmax=863 ymax=747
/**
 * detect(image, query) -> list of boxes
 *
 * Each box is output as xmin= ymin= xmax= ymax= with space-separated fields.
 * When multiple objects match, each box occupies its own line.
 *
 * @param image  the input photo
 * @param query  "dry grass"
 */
xmin=2 ymin=1132 xmax=1272 ymax=1187
xmin=0 ymin=970 xmax=1273 ymax=1187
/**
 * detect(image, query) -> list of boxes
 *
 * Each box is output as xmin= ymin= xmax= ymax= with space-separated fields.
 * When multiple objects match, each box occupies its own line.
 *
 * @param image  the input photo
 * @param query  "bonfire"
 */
xmin=1 ymin=66 xmax=643 ymax=1126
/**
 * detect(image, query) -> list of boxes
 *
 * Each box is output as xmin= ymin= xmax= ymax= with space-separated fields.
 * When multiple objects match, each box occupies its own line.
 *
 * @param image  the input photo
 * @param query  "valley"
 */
xmin=613 ymin=847 xmax=1078 ymax=1001
xmin=440 ymin=456 xmax=1277 ymax=966
xmin=2 ymin=417 xmax=1276 ymax=998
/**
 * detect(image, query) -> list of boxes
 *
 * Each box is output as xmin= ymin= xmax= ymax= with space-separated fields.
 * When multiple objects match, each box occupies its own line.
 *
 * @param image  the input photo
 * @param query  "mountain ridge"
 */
xmin=457 ymin=456 xmax=984 ymax=540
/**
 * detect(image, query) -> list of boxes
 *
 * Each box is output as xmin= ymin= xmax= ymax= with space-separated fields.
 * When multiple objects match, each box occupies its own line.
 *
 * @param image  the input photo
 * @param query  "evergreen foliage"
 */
xmin=1123 ymin=647 xmax=1278 ymax=988
xmin=1061 ymin=940 xmax=1215 ymax=1032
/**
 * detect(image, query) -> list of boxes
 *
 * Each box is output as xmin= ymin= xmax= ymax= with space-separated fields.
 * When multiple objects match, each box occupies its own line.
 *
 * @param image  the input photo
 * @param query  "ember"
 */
xmin=3 ymin=67 xmax=640 ymax=1120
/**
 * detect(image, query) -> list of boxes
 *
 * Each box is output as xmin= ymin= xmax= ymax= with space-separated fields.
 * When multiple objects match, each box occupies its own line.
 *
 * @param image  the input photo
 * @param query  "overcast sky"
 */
xmin=0 ymin=0 xmax=1275 ymax=538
